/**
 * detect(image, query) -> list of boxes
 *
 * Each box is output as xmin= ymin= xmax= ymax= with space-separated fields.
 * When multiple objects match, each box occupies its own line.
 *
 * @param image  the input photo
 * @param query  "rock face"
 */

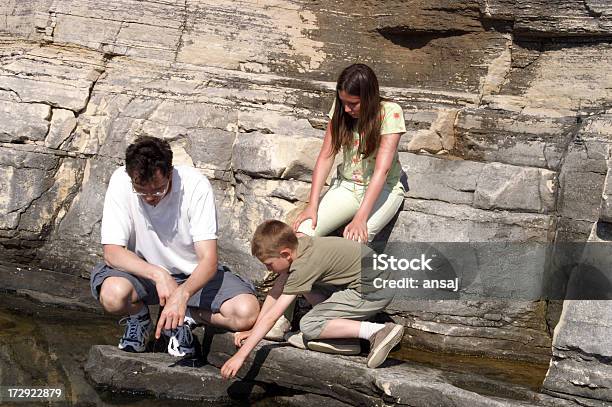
xmin=1 ymin=0 xmax=612 ymax=404
xmin=86 ymin=334 xmax=572 ymax=407
xmin=85 ymin=345 xmax=267 ymax=403
xmin=543 ymin=300 xmax=612 ymax=406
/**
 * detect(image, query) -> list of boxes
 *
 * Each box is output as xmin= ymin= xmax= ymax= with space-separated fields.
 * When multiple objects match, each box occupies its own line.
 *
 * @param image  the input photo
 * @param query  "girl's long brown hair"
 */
xmin=330 ymin=64 xmax=382 ymax=158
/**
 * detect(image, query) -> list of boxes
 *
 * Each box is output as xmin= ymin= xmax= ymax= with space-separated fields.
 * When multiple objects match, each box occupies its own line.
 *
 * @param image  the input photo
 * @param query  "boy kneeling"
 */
xmin=221 ymin=220 xmax=403 ymax=379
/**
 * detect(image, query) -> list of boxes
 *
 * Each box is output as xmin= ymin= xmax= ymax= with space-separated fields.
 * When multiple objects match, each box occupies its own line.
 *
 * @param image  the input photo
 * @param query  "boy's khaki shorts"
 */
xmin=299 ymin=285 xmax=392 ymax=341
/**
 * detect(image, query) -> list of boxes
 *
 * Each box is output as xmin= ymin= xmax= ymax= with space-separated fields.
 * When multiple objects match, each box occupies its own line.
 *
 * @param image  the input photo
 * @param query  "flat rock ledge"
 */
xmin=85 ymin=345 xmax=268 ymax=404
xmin=86 ymin=333 xmax=580 ymax=406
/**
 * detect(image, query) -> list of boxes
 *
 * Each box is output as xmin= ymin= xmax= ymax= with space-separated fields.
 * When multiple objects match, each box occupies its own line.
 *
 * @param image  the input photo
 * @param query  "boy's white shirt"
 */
xmin=100 ymin=165 xmax=218 ymax=276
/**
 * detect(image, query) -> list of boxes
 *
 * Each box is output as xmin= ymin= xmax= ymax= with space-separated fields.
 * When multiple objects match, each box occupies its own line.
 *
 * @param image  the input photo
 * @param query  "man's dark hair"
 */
xmin=125 ymin=136 xmax=173 ymax=183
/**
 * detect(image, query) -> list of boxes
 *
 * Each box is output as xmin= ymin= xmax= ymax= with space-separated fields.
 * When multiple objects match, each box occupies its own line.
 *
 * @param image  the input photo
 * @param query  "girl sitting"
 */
xmin=293 ymin=63 xmax=406 ymax=243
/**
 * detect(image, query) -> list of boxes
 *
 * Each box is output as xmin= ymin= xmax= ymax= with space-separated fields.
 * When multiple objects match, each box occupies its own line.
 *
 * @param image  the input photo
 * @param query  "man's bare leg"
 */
xmin=99 ymin=276 xmax=145 ymax=315
xmin=99 ymin=276 xmax=153 ymax=353
xmin=192 ymin=293 xmax=259 ymax=332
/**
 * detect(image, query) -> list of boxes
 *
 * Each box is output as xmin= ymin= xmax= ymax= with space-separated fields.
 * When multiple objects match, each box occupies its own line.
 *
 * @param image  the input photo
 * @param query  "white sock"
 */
xmin=358 ymin=321 xmax=384 ymax=340
xmin=184 ymin=308 xmax=196 ymax=326
xmin=131 ymin=305 xmax=149 ymax=319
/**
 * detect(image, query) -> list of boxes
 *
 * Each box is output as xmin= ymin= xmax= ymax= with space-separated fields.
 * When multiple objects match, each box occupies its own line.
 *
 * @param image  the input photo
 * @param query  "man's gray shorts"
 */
xmin=90 ymin=263 xmax=256 ymax=313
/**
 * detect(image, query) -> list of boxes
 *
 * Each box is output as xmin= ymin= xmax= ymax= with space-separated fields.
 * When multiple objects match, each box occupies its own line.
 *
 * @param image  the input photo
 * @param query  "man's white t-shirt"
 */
xmin=100 ymin=165 xmax=217 ymax=276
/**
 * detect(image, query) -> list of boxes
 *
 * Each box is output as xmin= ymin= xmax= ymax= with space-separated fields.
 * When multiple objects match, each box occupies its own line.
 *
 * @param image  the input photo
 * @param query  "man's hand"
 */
xmin=155 ymin=285 xmax=190 ymax=339
xmin=234 ymin=330 xmax=252 ymax=348
xmin=221 ymin=354 xmax=246 ymax=380
xmin=153 ymin=267 xmax=179 ymax=306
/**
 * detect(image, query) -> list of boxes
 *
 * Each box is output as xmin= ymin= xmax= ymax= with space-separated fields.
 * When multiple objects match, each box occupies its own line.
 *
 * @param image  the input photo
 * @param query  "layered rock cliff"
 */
xmin=1 ymin=0 xmax=611 ymax=404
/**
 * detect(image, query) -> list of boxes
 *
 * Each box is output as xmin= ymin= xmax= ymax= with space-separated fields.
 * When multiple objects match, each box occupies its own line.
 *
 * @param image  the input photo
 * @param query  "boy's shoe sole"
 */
xmin=286 ymin=332 xmax=361 ymax=355
xmin=307 ymin=339 xmax=361 ymax=355
xmin=366 ymin=324 xmax=404 ymax=368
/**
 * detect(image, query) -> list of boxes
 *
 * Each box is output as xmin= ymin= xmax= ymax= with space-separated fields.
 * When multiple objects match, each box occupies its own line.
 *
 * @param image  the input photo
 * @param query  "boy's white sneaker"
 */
xmin=264 ymin=315 xmax=291 ymax=341
xmin=285 ymin=331 xmax=307 ymax=349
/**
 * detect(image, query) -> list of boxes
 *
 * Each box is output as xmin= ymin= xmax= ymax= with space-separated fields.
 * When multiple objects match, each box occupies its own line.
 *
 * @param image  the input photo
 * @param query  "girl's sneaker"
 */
xmin=166 ymin=321 xmax=196 ymax=357
xmin=118 ymin=313 xmax=153 ymax=353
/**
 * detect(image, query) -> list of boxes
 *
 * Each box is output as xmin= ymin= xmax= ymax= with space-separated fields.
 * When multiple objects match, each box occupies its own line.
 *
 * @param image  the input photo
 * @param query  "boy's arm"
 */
xmin=233 ymin=272 xmax=289 ymax=347
xmin=254 ymin=272 xmax=288 ymax=324
xmin=221 ymin=293 xmax=296 ymax=379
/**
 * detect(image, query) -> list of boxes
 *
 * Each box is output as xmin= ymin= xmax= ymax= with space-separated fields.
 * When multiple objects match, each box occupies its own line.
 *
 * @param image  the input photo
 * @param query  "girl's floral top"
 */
xmin=328 ymin=100 xmax=406 ymax=188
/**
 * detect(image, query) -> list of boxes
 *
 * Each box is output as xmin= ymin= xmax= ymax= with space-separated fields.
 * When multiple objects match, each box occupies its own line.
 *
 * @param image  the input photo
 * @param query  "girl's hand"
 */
xmin=292 ymin=204 xmax=318 ymax=232
xmin=343 ymin=216 xmax=368 ymax=243
xmin=221 ymin=354 xmax=246 ymax=380
xmin=234 ymin=330 xmax=252 ymax=348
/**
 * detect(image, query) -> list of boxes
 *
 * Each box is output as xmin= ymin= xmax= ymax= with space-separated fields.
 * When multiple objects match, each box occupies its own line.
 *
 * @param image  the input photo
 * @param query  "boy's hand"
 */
xmin=221 ymin=354 xmax=246 ymax=380
xmin=234 ymin=330 xmax=252 ymax=348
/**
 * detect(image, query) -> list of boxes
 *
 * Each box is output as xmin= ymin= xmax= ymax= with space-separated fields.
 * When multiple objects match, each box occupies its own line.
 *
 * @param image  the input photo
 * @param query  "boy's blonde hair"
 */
xmin=251 ymin=220 xmax=298 ymax=260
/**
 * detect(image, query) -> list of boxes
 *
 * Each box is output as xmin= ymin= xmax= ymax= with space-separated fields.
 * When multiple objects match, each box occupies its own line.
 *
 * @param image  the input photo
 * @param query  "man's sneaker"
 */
xmin=166 ymin=321 xmax=196 ymax=357
xmin=366 ymin=323 xmax=404 ymax=368
xmin=118 ymin=313 xmax=153 ymax=353
xmin=264 ymin=315 xmax=291 ymax=341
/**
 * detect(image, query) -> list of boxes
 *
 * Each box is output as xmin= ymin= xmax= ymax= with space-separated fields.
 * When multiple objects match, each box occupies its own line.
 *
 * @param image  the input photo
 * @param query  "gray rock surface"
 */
xmin=482 ymin=0 xmax=612 ymax=37
xmin=453 ymin=108 xmax=577 ymax=169
xmin=0 ymin=99 xmax=50 ymax=143
xmin=402 ymin=153 xmax=557 ymax=213
xmin=0 ymin=262 xmax=99 ymax=311
xmin=1 ymin=1 xmax=612 ymax=404
xmin=387 ymin=300 xmax=552 ymax=363
xmin=543 ymin=301 xmax=612 ymax=405
xmin=203 ymin=332 xmax=556 ymax=406
xmin=85 ymin=345 xmax=267 ymax=403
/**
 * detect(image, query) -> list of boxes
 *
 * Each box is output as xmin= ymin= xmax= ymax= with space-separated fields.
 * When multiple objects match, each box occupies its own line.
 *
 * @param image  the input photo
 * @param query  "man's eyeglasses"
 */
xmin=132 ymin=178 xmax=171 ymax=197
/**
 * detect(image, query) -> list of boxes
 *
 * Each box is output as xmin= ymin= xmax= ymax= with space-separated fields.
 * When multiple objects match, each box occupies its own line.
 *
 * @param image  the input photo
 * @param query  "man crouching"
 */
xmin=90 ymin=136 xmax=259 ymax=357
